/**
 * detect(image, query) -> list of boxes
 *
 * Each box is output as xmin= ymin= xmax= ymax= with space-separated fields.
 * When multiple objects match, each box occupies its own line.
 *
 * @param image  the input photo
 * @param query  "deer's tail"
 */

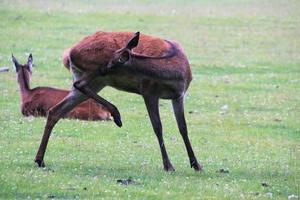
xmin=62 ymin=48 xmax=71 ymax=71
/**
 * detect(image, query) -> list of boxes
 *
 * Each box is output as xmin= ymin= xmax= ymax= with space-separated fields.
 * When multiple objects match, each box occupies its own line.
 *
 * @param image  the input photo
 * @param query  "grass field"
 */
xmin=0 ymin=0 xmax=299 ymax=199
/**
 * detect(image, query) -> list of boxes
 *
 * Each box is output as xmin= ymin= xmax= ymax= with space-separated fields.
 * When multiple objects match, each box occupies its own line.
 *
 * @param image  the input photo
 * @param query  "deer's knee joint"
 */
xmin=47 ymin=108 xmax=60 ymax=124
xmin=73 ymin=80 xmax=84 ymax=90
xmin=47 ymin=110 xmax=54 ymax=120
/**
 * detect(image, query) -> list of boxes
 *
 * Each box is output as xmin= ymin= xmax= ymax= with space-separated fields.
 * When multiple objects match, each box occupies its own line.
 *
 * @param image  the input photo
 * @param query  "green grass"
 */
xmin=0 ymin=0 xmax=299 ymax=199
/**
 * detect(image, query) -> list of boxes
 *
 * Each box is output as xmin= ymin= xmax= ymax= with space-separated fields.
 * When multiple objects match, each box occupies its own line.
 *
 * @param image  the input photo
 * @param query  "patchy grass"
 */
xmin=0 ymin=0 xmax=299 ymax=199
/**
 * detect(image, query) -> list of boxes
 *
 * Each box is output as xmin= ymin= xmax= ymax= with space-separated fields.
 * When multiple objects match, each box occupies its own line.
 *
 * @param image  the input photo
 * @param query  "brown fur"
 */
xmin=13 ymin=54 xmax=111 ymax=121
xmin=34 ymin=32 xmax=201 ymax=172
xmin=68 ymin=31 xmax=192 ymax=98
xmin=69 ymin=31 xmax=174 ymax=72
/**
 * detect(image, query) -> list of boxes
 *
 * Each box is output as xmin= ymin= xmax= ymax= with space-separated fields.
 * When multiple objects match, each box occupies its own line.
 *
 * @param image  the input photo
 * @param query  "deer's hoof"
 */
xmin=191 ymin=161 xmax=203 ymax=172
xmin=113 ymin=116 xmax=122 ymax=127
xmin=164 ymin=164 xmax=175 ymax=172
xmin=34 ymin=158 xmax=45 ymax=168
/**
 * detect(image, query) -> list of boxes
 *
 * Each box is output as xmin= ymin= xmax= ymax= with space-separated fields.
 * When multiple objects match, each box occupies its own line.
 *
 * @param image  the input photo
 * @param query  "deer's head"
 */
xmin=12 ymin=54 xmax=34 ymax=83
xmin=106 ymin=32 xmax=140 ymax=70
xmin=12 ymin=54 xmax=33 ymax=73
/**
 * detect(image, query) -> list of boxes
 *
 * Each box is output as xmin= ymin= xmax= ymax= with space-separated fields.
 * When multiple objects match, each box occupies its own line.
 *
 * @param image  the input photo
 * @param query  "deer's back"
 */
xmin=70 ymin=31 xmax=184 ymax=72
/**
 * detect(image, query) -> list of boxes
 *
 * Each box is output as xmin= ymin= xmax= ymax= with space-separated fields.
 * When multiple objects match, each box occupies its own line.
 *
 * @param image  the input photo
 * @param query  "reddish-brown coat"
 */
xmin=69 ymin=31 xmax=174 ymax=71
xmin=20 ymin=87 xmax=111 ymax=120
xmin=66 ymin=31 xmax=192 ymax=97
xmin=33 ymin=32 xmax=201 ymax=172
xmin=13 ymin=55 xmax=111 ymax=121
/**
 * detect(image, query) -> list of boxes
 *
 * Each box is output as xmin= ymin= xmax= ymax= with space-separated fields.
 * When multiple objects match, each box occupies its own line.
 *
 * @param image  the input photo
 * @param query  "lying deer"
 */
xmin=12 ymin=54 xmax=111 ymax=121
xmin=34 ymin=31 xmax=202 ymax=171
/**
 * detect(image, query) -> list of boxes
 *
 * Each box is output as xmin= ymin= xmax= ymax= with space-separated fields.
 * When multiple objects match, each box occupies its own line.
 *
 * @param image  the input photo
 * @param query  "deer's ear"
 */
xmin=126 ymin=31 xmax=140 ymax=50
xmin=117 ymin=51 xmax=130 ymax=64
xmin=27 ymin=53 xmax=33 ymax=71
xmin=12 ymin=54 xmax=20 ymax=72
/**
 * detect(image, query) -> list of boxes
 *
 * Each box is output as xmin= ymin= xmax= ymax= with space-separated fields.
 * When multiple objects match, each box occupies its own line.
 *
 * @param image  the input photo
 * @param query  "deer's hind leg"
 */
xmin=172 ymin=96 xmax=202 ymax=171
xmin=143 ymin=95 xmax=175 ymax=171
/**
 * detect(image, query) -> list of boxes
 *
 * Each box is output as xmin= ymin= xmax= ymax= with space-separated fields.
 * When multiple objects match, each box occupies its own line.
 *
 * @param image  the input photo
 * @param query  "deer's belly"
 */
xmin=109 ymin=75 xmax=141 ymax=94
xmin=144 ymin=80 xmax=185 ymax=99
xmin=108 ymin=73 xmax=186 ymax=99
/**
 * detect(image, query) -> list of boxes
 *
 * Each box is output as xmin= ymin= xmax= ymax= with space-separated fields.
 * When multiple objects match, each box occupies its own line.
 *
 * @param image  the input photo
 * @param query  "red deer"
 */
xmin=12 ymin=54 xmax=111 ymax=121
xmin=34 ymin=31 xmax=202 ymax=171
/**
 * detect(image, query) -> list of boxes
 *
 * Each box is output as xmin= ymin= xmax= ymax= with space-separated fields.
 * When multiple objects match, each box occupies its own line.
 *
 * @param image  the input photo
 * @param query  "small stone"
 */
xmin=218 ymin=168 xmax=229 ymax=173
xmin=117 ymin=178 xmax=135 ymax=185
xmin=261 ymin=182 xmax=269 ymax=187
xmin=47 ymin=194 xmax=55 ymax=199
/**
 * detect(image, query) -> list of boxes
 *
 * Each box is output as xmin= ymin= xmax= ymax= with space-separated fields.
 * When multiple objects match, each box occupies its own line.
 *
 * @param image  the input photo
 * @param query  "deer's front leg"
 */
xmin=35 ymin=89 xmax=88 ymax=167
xmin=73 ymin=74 xmax=122 ymax=127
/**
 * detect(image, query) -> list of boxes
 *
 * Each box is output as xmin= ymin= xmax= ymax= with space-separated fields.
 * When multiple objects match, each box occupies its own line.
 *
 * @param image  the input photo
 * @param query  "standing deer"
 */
xmin=35 ymin=31 xmax=202 ymax=171
xmin=12 ymin=54 xmax=111 ymax=121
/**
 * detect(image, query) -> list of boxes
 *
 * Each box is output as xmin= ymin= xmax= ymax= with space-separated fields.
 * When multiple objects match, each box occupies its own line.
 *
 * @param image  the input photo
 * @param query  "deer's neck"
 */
xmin=17 ymin=68 xmax=31 ymax=101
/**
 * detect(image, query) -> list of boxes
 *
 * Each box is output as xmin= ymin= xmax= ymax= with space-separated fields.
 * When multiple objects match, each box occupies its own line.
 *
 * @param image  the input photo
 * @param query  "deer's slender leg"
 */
xmin=172 ymin=96 xmax=202 ymax=171
xmin=34 ymin=89 xmax=88 ymax=167
xmin=73 ymin=74 xmax=122 ymax=127
xmin=143 ymin=95 xmax=175 ymax=171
